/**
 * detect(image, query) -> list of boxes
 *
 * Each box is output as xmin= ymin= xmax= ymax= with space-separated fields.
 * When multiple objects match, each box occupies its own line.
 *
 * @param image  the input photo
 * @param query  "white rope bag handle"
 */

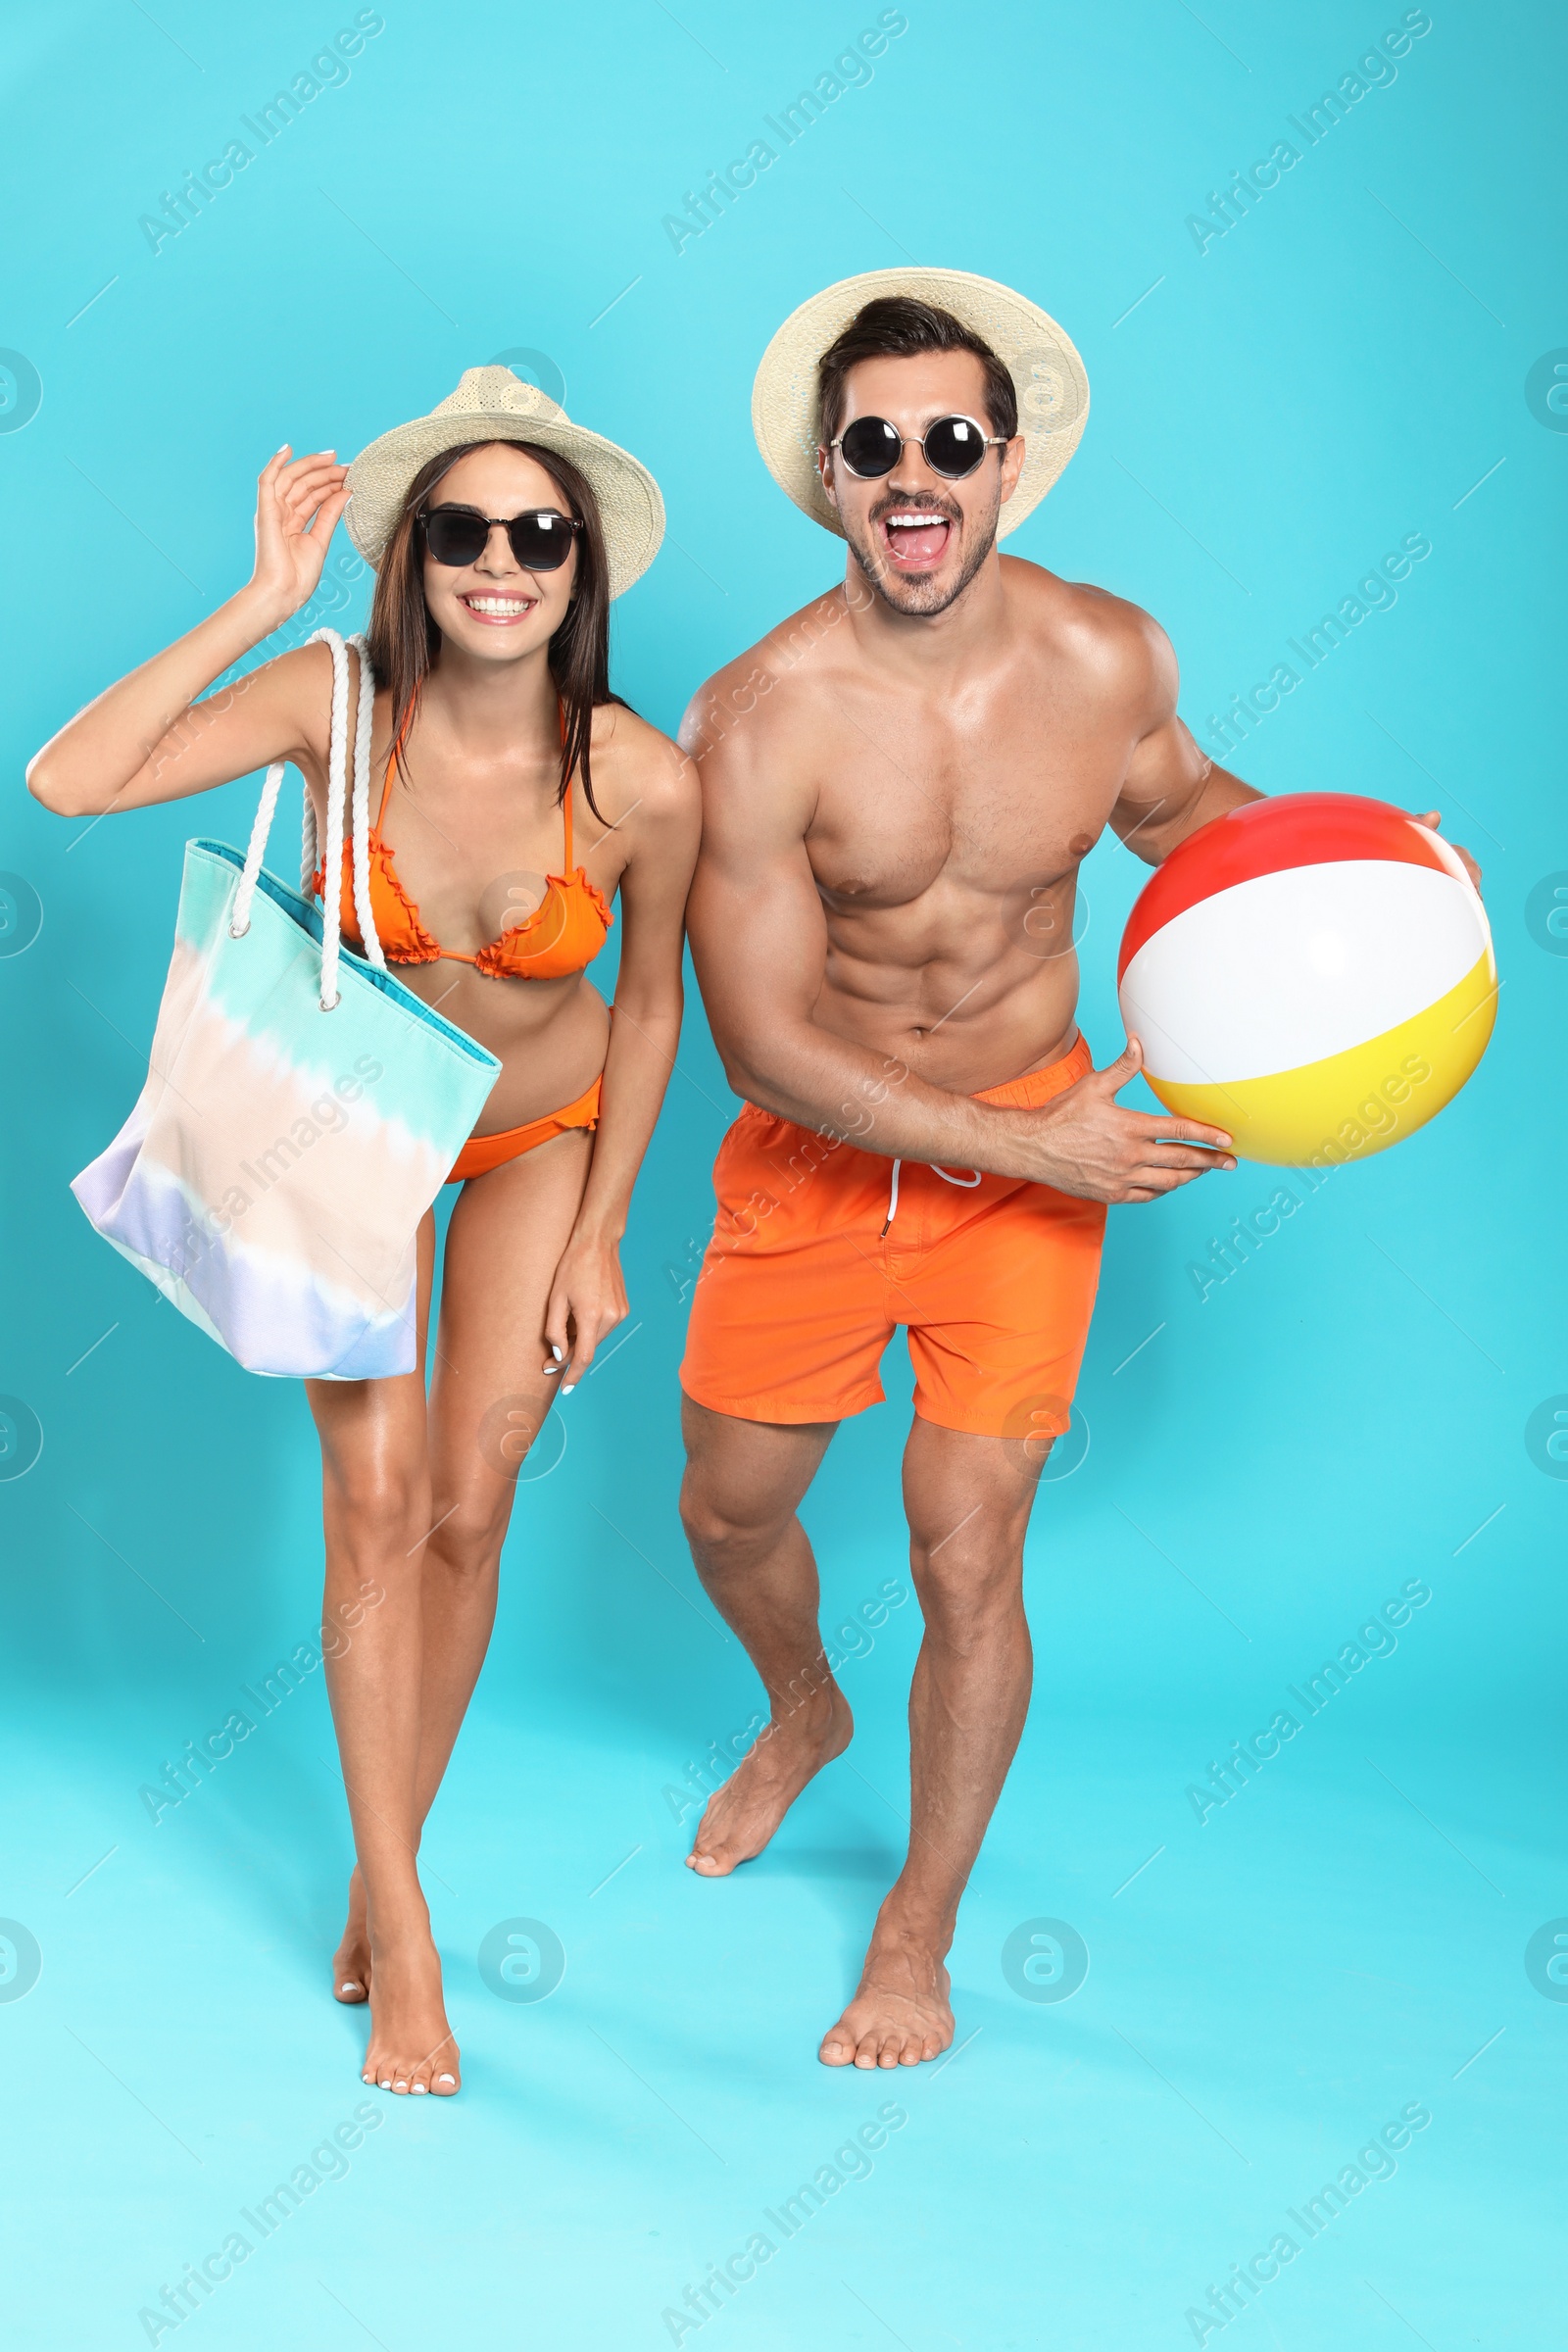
xmin=229 ymin=627 xmax=385 ymax=1009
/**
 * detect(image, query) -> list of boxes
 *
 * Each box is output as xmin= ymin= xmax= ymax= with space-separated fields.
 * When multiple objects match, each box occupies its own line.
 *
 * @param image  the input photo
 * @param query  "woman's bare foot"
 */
xmin=360 ymin=1930 xmax=461 ymax=2096
xmin=333 ymin=1865 xmax=370 ymax=2004
xmin=819 ymin=1918 xmax=955 ymax=2068
xmin=686 ymin=1685 xmax=853 ymax=1876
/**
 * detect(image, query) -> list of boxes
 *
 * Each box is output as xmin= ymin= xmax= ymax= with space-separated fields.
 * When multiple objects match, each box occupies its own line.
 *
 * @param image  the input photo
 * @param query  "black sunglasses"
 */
xmin=829 ymin=413 xmax=1007 ymax=481
xmin=419 ymin=503 xmax=583 ymax=571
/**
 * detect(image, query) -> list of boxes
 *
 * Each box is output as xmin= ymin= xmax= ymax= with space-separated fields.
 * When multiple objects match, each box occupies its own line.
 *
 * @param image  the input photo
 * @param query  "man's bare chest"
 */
xmin=804 ymin=710 xmax=1127 ymax=912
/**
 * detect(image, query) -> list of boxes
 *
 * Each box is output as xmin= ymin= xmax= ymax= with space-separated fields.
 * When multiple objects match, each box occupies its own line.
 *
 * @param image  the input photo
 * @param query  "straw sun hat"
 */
xmin=344 ymin=366 xmax=665 ymax=598
xmin=751 ymin=267 xmax=1090 ymax=542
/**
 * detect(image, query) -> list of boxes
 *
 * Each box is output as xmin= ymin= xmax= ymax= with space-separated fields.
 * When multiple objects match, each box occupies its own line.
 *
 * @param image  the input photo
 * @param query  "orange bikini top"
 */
xmin=317 ymin=708 xmax=612 ymax=980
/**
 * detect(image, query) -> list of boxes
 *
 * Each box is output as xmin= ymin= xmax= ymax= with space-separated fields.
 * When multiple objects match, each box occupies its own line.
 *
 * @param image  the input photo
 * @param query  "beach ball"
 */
xmin=1116 ymin=794 xmax=1495 ymax=1166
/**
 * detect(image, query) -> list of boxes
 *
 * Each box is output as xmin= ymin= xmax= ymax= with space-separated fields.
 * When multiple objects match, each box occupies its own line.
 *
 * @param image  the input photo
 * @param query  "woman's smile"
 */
xmin=458 ymin=590 xmax=539 ymax=624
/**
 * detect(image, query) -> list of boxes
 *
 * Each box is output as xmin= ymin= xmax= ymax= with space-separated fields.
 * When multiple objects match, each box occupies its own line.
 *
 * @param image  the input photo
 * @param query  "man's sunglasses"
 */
xmin=418 ymin=503 xmax=583 ymax=571
xmin=828 ymin=413 xmax=1007 ymax=481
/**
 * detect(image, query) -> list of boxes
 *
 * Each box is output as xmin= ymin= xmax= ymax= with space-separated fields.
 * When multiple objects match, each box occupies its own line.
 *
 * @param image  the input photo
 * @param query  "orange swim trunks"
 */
xmin=680 ymin=1034 xmax=1106 ymax=1440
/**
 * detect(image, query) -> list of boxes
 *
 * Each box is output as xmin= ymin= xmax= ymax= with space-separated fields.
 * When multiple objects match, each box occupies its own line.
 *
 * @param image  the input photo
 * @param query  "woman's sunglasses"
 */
xmin=418 ymin=503 xmax=583 ymax=572
xmin=828 ymin=413 xmax=1007 ymax=482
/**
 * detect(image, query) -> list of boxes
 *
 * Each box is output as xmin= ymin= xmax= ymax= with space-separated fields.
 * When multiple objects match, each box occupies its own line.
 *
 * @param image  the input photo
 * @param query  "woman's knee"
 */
xmin=423 ymin=1498 xmax=509 ymax=1584
xmin=319 ymin=1454 xmax=428 ymax=1556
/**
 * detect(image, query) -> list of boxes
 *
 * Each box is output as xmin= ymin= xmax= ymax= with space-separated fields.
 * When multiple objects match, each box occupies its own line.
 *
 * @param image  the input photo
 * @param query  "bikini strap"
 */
xmin=378 ymin=703 xmax=416 ymax=830
xmin=559 ymin=699 xmax=572 ymax=870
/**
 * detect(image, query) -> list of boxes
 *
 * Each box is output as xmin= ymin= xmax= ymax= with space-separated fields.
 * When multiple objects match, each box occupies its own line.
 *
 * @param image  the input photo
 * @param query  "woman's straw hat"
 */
xmin=345 ymin=366 xmax=664 ymax=597
xmin=752 ymin=267 xmax=1090 ymax=541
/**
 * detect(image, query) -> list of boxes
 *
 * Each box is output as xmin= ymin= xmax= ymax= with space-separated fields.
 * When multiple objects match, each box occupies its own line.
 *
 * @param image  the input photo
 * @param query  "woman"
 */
xmin=28 ymin=368 xmax=699 ymax=2096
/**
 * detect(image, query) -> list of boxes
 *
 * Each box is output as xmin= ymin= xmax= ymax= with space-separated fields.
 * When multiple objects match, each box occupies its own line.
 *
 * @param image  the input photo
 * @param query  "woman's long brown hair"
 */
xmin=364 ymin=437 xmax=626 ymax=819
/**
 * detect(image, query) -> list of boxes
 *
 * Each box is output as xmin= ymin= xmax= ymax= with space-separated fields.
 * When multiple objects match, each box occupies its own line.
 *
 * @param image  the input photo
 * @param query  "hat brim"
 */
xmin=751 ymin=266 xmax=1089 ymax=542
xmin=345 ymin=411 xmax=664 ymax=600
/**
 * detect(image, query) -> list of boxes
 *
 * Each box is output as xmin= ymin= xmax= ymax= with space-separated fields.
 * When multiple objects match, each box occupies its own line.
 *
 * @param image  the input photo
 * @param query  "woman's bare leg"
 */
xmin=416 ymin=1127 xmax=595 ymax=1799
xmin=309 ymin=1216 xmax=456 ymax=2092
xmin=328 ymin=1132 xmax=594 ymax=2082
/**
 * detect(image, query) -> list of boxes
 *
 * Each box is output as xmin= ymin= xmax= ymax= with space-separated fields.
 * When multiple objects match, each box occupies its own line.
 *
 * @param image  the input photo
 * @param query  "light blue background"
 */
xmin=2 ymin=4 xmax=1563 ymax=2347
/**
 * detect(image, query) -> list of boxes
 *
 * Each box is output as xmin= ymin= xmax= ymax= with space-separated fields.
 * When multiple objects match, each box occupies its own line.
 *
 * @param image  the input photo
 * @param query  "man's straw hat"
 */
xmin=345 ymin=366 xmax=664 ymax=598
xmin=752 ymin=267 xmax=1090 ymax=541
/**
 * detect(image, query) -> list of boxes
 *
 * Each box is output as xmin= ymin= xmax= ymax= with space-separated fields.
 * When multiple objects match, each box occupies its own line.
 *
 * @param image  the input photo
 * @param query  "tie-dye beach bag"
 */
xmin=72 ymin=630 xmax=499 ymax=1379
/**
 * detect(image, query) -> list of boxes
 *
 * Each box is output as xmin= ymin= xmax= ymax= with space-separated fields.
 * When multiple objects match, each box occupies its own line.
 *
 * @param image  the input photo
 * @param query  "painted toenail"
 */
xmin=437 ymin=2073 xmax=455 ymax=2085
xmin=412 ymin=2082 xmax=427 ymax=2093
xmin=378 ymin=2078 xmax=392 ymax=2088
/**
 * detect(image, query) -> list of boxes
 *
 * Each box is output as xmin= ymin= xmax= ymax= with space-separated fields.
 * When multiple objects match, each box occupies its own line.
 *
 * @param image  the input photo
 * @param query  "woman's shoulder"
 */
xmin=589 ymin=698 xmax=698 ymax=825
xmin=252 ymin=640 xmax=392 ymax=770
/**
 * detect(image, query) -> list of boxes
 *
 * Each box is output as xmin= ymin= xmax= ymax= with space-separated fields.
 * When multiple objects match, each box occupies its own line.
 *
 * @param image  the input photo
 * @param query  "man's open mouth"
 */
xmin=877 ymin=507 xmax=954 ymax=571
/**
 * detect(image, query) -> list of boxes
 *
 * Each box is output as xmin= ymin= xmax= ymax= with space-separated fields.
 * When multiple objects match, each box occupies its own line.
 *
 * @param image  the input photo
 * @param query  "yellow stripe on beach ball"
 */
xmin=1146 ymin=948 xmax=1498 ymax=1166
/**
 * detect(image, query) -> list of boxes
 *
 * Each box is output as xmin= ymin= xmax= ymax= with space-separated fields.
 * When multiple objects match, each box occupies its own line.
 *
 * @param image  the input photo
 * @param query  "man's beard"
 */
xmin=844 ymin=486 xmax=1002 ymax=618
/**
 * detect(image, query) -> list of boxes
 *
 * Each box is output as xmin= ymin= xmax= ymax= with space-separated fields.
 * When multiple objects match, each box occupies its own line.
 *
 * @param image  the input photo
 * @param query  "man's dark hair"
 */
xmin=817 ymin=296 xmax=1019 ymax=448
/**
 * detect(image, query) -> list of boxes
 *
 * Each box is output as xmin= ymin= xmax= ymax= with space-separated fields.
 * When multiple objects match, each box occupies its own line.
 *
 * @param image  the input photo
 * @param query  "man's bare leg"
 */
xmin=819 ymin=1419 xmax=1041 ymax=2068
xmin=678 ymin=1398 xmax=850 ymax=1873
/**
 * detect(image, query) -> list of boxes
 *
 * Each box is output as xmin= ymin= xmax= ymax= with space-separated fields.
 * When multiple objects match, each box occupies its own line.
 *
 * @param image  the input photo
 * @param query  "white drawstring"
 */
xmin=881 ymin=1156 xmax=982 ymax=1236
xmin=882 ymin=1158 xmax=902 ymax=1235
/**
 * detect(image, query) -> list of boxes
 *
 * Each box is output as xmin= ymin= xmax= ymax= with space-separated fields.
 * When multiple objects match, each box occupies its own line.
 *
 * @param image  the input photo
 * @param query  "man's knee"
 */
xmin=679 ymin=1463 xmax=782 ymax=1571
xmin=908 ymin=1511 xmax=1026 ymax=1638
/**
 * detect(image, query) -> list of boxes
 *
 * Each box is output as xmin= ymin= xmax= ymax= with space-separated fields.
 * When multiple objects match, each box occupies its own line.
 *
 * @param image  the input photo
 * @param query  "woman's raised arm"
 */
xmin=26 ymin=446 xmax=350 ymax=819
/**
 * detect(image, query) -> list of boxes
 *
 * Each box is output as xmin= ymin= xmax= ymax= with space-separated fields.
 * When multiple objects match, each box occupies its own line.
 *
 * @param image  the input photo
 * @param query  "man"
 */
xmin=675 ymin=269 xmax=1464 ymax=2071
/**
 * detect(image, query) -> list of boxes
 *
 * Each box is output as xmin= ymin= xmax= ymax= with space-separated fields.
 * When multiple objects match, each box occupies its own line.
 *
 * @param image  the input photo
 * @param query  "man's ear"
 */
xmin=998 ymin=433 xmax=1027 ymax=507
xmin=816 ymin=447 xmax=840 ymax=513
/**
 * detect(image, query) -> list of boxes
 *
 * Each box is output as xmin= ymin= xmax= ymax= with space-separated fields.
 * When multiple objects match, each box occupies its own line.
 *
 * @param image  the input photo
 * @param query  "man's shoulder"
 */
xmin=678 ymin=584 xmax=856 ymax=766
xmin=1004 ymin=554 xmax=1167 ymax=659
xmin=1003 ymin=555 xmax=1176 ymax=707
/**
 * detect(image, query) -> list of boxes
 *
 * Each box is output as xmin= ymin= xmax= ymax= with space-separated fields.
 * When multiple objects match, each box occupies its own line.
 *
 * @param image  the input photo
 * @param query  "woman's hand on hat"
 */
xmin=244 ymin=444 xmax=352 ymax=631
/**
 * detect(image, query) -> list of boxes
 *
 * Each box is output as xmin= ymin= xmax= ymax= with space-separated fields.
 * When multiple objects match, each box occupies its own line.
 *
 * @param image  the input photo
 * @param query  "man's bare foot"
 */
xmin=360 ymin=1931 xmax=461 ymax=2096
xmin=819 ymin=1922 xmax=955 ymax=2067
xmin=686 ymin=1686 xmax=853 ymax=1876
xmin=333 ymin=1865 xmax=370 ymax=2004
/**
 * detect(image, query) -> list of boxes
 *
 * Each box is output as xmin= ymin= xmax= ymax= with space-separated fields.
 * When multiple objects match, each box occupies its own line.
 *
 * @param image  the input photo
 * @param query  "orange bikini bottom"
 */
xmin=446 ymin=1076 xmax=602 ymax=1184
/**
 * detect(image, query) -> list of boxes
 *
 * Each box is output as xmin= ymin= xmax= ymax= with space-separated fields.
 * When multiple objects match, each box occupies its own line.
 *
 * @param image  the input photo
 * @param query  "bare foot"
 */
xmin=333 ymin=1864 xmax=370 ymax=2004
xmin=360 ymin=1931 xmax=461 ymax=2096
xmin=819 ymin=1924 xmax=955 ymax=2068
xmin=686 ymin=1686 xmax=853 ymax=1876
